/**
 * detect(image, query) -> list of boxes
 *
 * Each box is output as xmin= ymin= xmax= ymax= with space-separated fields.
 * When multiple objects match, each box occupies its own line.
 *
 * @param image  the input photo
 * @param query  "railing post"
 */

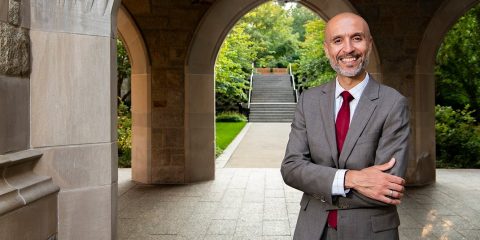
xmin=248 ymin=62 xmax=254 ymax=109
xmin=288 ymin=63 xmax=298 ymax=103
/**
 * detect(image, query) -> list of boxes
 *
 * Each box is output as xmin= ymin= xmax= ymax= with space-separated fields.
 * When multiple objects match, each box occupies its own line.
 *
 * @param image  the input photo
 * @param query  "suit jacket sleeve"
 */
xmin=339 ymin=94 xmax=410 ymax=208
xmin=281 ymin=92 xmax=338 ymax=205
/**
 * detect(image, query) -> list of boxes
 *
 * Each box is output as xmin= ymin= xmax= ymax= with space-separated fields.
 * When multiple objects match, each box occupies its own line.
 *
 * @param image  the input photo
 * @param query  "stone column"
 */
xmin=27 ymin=0 xmax=120 ymax=239
xmin=0 ymin=0 xmax=59 ymax=239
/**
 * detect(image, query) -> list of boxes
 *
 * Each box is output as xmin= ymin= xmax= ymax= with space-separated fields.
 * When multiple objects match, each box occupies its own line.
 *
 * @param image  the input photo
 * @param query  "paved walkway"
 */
xmin=225 ymin=123 xmax=290 ymax=168
xmin=118 ymin=123 xmax=480 ymax=240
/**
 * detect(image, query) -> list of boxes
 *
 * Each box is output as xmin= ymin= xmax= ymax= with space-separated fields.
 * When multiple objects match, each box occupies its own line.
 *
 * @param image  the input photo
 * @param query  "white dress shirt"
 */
xmin=331 ymin=73 xmax=370 ymax=196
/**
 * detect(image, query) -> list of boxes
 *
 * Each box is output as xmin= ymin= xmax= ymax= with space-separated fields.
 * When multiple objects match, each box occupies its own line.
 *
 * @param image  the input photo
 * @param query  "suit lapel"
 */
xmin=318 ymin=81 xmax=339 ymax=168
xmin=339 ymin=79 xmax=380 ymax=169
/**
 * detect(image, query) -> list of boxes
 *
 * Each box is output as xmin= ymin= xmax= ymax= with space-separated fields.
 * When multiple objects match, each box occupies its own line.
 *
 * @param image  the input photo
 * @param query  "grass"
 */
xmin=215 ymin=122 xmax=247 ymax=156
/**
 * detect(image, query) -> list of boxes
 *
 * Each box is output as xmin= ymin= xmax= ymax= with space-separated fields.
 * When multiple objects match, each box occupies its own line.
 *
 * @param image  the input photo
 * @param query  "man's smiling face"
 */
xmin=324 ymin=13 xmax=373 ymax=78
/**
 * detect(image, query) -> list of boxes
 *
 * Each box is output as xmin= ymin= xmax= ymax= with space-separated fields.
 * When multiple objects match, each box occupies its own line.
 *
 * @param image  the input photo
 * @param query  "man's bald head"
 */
xmin=325 ymin=12 xmax=372 ymax=42
xmin=323 ymin=12 xmax=373 ymax=79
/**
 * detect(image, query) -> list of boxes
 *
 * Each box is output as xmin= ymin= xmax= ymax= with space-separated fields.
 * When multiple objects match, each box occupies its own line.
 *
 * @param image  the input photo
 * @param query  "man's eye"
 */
xmin=333 ymin=39 xmax=342 ymax=44
xmin=353 ymin=37 xmax=362 ymax=41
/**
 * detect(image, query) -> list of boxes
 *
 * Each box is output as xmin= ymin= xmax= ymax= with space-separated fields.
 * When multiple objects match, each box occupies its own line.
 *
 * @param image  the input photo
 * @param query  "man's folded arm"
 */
xmin=339 ymin=95 xmax=410 ymax=209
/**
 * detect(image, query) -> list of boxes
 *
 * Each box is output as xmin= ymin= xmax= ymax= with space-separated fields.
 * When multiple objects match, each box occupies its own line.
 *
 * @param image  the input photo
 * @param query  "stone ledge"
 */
xmin=0 ymin=150 xmax=60 ymax=216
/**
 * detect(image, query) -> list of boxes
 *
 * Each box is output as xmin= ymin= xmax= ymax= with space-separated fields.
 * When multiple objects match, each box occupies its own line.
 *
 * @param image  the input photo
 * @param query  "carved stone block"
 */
xmin=0 ymin=23 xmax=29 ymax=76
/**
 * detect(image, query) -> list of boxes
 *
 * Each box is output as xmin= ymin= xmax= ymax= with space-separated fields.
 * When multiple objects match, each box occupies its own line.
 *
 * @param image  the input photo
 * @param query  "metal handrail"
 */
xmin=247 ymin=62 xmax=255 ymax=108
xmin=288 ymin=63 xmax=299 ymax=102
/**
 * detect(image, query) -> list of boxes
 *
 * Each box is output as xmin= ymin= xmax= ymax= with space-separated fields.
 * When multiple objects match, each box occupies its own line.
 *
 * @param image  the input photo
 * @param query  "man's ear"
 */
xmin=323 ymin=43 xmax=330 ymax=56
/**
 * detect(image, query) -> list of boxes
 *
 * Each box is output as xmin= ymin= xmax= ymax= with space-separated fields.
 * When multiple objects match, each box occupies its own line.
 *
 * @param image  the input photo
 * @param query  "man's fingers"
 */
xmin=387 ymin=183 xmax=405 ymax=193
xmin=384 ymin=189 xmax=404 ymax=199
xmin=386 ymin=174 xmax=405 ymax=186
xmin=373 ymin=158 xmax=396 ymax=171
xmin=378 ymin=195 xmax=401 ymax=205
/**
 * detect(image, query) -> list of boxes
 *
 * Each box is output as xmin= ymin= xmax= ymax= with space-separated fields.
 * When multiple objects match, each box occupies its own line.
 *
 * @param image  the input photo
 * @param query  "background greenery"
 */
xmin=116 ymin=1 xmax=480 ymax=168
xmin=434 ymin=4 xmax=480 ymax=168
xmin=215 ymin=2 xmax=331 ymax=111
xmin=216 ymin=121 xmax=247 ymax=157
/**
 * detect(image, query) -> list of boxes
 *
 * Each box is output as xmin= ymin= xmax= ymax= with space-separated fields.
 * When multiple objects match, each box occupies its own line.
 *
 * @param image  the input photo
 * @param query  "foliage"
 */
xmin=294 ymin=19 xmax=335 ymax=90
xmin=216 ymin=111 xmax=248 ymax=122
xmin=435 ymin=4 xmax=480 ymax=120
xmin=215 ymin=22 xmax=257 ymax=112
xmin=215 ymin=122 xmax=247 ymax=157
xmin=117 ymin=99 xmax=132 ymax=168
xmin=290 ymin=5 xmax=318 ymax=42
xmin=240 ymin=2 xmax=300 ymax=68
xmin=117 ymin=39 xmax=132 ymax=106
xmin=435 ymin=105 xmax=480 ymax=168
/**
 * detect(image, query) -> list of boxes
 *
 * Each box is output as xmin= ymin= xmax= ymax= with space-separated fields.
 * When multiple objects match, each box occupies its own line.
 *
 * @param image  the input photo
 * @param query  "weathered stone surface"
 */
xmin=29 ymin=0 xmax=120 ymax=37
xmin=0 ymin=150 xmax=59 ymax=216
xmin=30 ymin=30 xmax=115 ymax=147
xmin=0 ymin=23 xmax=29 ymax=76
xmin=0 ymin=0 xmax=8 ymax=23
xmin=58 ymin=184 xmax=116 ymax=240
xmin=0 ymin=193 xmax=57 ymax=240
xmin=33 ymin=143 xmax=117 ymax=190
xmin=8 ymin=0 xmax=20 ymax=26
xmin=0 ymin=75 xmax=29 ymax=154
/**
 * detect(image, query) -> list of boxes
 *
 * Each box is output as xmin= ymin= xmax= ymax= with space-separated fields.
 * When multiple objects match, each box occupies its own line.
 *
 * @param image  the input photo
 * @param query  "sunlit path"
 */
xmin=225 ymin=123 xmax=291 ymax=168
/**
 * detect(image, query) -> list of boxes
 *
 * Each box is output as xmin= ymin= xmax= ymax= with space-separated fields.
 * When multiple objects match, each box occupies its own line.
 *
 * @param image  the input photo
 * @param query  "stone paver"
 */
xmin=118 ymin=124 xmax=480 ymax=240
xmin=118 ymin=168 xmax=480 ymax=240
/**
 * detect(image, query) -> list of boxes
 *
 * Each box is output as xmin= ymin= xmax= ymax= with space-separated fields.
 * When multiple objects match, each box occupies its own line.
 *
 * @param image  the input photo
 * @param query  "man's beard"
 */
xmin=328 ymin=49 xmax=371 ymax=77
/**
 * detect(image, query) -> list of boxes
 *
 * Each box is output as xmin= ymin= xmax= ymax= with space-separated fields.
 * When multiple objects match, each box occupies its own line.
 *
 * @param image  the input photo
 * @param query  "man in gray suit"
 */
xmin=281 ymin=12 xmax=409 ymax=240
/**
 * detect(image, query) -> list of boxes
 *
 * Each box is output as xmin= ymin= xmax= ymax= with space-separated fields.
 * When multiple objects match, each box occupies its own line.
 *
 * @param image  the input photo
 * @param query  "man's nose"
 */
xmin=342 ymin=40 xmax=354 ymax=53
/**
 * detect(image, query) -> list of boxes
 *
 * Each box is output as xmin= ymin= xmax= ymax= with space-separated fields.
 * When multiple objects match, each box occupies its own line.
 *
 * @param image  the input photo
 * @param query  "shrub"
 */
xmin=435 ymin=105 xmax=480 ymax=168
xmin=118 ymin=100 xmax=132 ymax=168
xmin=216 ymin=111 xmax=247 ymax=122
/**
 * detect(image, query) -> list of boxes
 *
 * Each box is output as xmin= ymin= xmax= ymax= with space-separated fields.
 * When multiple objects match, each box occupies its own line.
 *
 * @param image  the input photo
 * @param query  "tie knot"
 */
xmin=341 ymin=91 xmax=354 ymax=102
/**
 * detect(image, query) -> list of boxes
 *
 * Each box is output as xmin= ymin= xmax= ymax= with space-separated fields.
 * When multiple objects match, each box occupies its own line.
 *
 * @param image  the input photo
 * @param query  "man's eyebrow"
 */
xmin=327 ymin=32 xmax=367 ymax=42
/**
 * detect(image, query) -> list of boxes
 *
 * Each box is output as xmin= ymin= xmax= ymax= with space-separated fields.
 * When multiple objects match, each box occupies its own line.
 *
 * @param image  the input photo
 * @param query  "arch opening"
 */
xmin=117 ymin=5 xmax=152 ymax=184
xmin=412 ymin=0 xmax=480 ymax=185
xmin=185 ymin=0 xmax=382 ymax=182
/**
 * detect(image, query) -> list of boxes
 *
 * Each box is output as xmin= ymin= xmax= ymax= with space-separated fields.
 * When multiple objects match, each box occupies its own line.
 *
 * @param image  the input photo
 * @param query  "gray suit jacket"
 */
xmin=281 ymin=78 xmax=410 ymax=240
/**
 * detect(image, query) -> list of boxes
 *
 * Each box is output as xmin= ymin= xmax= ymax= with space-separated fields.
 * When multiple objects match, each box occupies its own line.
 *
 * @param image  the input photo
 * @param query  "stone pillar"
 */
xmin=27 ymin=0 xmax=120 ymax=239
xmin=0 ymin=0 xmax=59 ymax=239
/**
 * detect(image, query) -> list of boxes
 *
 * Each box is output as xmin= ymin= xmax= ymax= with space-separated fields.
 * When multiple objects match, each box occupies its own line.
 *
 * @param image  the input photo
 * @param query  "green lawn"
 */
xmin=215 ymin=122 xmax=247 ymax=156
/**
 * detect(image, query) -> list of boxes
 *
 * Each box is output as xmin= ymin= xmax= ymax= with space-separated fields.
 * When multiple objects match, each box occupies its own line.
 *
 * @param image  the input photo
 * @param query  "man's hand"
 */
xmin=344 ymin=158 xmax=405 ymax=205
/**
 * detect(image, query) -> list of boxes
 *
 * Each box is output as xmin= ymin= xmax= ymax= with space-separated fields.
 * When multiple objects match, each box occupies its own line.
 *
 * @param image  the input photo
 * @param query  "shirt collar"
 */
xmin=335 ymin=73 xmax=370 ymax=100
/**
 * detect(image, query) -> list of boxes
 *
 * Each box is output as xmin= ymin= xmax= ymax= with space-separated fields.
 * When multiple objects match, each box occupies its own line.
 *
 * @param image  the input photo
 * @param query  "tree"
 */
xmin=240 ymin=2 xmax=299 ymax=67
xmin=215 ymin=22 xmax=257 ymax=111
xmin=294 ymin=19 xmax=335 ymax=90
xmin=117 ymin=39 xmax=132 ymax=106
xmin=435 ymin=4 xmax=480 ymax=120
xmin=290 ymin=5 xmax=318 ymax=42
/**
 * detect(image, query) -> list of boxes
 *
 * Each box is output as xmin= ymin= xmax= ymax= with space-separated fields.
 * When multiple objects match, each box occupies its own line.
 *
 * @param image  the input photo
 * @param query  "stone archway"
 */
xmin=184 ymin=0 xmax=382 ymax=182
xmin=411 ymin=0 xmax=480 ymax=185
xmin=117 ymin=5 xmax=153 ymax=184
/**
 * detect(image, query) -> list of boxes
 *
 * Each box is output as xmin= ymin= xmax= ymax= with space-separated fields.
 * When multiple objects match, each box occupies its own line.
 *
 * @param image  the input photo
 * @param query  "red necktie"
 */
xmin=328 ymin=91 xmax=354 ymax=229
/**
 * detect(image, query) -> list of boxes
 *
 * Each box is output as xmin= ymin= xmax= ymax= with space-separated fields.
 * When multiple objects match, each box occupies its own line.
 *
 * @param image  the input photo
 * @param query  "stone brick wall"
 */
xmin=350 ymin=0 xmax=443 ymax=95
xmin=0 ymin=0 xmax=29 ymax=76
xmin=0 ymin=0 xmax=29 ymax=154
xmin=122 ymin=0 xmax=213 ymax=183
xmin=350 ymin=0 xmax=445 ymax=184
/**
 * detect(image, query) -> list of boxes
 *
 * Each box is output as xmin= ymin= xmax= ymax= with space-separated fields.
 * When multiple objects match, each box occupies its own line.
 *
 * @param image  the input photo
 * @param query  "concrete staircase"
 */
xmin=249 ymin=74 xmax=297 ymax=122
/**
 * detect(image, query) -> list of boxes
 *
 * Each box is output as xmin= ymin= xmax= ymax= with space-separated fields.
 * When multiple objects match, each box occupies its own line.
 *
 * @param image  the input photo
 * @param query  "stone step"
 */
xmin=250 ymin=103 xmax=297 ymax=108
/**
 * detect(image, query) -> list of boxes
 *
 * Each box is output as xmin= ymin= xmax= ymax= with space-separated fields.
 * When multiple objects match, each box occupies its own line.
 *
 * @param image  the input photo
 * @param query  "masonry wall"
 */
xmin=122 ymin=0 xmax=214 ymax=183
xmin=351 ymin=0 xmax=444 ymax=185
xmin=26 ymin=0 xmax=120 ymax=239
xmin=0 ymin=0 xmax=58 ymax=239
